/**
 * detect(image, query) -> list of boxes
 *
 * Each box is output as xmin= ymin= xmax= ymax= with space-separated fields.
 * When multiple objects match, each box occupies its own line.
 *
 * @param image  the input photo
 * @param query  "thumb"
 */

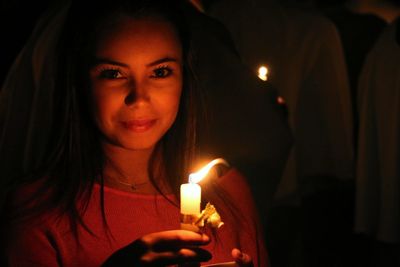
xmin=231 ymin=248 xmax=253 ymax=267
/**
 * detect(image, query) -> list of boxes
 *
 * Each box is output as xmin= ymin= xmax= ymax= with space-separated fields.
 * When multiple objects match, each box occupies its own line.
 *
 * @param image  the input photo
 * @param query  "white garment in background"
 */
xmin=356 ymin=20 xmax=400 ymax=243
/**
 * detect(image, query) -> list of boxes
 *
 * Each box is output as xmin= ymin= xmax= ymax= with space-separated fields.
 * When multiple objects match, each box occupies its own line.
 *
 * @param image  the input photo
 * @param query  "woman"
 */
xmin=0 ymin=0 xmax=268 ymax=266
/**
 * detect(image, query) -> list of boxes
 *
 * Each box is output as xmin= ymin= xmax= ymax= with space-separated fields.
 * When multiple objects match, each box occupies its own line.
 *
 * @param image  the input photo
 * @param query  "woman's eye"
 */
xmin=99 ymin=69 xmax=123 ymax=79
xmin=152 ymin=67 xmax=172 ymax=78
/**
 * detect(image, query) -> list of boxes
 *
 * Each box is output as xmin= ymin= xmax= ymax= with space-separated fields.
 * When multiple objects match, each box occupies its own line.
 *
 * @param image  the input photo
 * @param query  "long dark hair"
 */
xmin=3 ymin=0 xmax=201 ymax=237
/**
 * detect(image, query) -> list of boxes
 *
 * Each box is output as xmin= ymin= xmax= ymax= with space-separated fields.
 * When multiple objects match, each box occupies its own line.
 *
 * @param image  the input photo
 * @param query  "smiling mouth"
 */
xmin=121 ymin=119 xmax=157 ymax=132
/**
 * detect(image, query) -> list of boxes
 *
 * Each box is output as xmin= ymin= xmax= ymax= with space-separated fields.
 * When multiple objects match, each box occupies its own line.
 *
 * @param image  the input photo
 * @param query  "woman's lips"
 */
xmin=121 ymin=119 xmax=157 ymax=132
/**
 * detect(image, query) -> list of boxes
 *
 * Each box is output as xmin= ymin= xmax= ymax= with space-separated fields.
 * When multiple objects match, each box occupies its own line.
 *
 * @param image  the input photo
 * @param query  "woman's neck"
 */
xmin=102 ymin=143 xmax=162 ymax=194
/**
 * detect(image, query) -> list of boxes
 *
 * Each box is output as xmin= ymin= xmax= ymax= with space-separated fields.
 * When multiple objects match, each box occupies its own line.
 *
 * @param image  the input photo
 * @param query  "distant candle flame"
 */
xmin=189 ymin=158 xmax=229 ymax=183
xmin=277 ymin=96 xmax=286 ymax=105
xmin=258 ymin=66 xmax=268 ymax=81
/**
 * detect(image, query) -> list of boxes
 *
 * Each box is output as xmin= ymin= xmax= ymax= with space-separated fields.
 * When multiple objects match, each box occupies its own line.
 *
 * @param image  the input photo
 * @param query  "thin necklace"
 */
xmin=104 ymin=160 xmax=150 ymax=191
xmin=107 ymin=176 xmax=149 ymax=191
xmin=116 ymin=180 xmax=149 ymax=191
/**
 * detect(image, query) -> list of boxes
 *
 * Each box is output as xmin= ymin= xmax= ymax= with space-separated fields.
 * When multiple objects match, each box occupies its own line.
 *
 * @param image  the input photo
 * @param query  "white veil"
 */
xmin=0 ymin=2 xmax=70 ymax=186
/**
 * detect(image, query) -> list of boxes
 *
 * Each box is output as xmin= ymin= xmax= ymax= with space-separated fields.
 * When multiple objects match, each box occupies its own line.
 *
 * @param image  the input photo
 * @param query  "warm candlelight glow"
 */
xmin=180 ymin=158 xmax=229 ymax=231
xmin=180 ymin=158 xmax=229 ymax=215
xmin=258 ymin=65 xmax=268 ymax=81
xmin=189 ymin=158 xmax=229 ymax=183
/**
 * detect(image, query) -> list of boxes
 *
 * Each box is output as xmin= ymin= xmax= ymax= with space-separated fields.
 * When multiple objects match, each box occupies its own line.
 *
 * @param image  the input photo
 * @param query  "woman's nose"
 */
xmin=124 ymin=81 xmax=150 ymax=105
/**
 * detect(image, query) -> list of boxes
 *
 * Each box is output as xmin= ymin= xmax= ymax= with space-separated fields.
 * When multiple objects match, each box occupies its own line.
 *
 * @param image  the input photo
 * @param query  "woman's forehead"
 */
xmin=94 ymin=17 xmax=183 ymax=63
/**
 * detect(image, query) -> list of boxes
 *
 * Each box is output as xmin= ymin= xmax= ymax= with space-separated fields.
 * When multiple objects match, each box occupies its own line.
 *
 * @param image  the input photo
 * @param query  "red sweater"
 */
xmin=6 ymin=169 xmax=268 ymax=266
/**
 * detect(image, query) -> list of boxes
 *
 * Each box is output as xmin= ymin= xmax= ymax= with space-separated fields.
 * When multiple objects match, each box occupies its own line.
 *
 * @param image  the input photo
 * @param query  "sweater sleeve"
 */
xmin=4 ymin=182 xmax=62 ymax=267
xmin=6 ymin=222 xmax=60 ymax=267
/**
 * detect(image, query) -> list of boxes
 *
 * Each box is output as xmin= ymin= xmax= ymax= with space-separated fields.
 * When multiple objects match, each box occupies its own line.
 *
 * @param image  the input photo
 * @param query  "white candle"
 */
xmin=180 ymin=158 xmax=229 ymax=232
xmin=180 ymin=182 xmax=201 ymax=215
xmin=180 ymin=158 xmax=229 ymax=216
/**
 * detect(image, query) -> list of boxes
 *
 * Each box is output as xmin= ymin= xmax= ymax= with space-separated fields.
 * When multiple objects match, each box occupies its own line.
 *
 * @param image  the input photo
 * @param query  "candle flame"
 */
xmin=258 ymin=65 xmax=268 ymax=81
xmin=277 ymin=96 xmax=286 ymax=105
xmin=189 ymin=158 xmax=229 ymax=183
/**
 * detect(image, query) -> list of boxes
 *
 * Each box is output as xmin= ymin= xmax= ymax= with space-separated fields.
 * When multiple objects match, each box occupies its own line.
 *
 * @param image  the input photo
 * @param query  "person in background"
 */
xmin=208 ymin=0 xmax=354 ymax=266
xmin=0 ymin=0 xmax=269 ymax=265
xmin=317 ymin=0 xmax=400 ymax=153
xmin=355 ymin=17 xmax=400 ymax=267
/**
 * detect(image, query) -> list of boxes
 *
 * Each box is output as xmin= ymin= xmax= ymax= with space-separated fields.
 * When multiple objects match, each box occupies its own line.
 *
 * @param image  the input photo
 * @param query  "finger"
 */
xmin=231 ymin=248 xmax=253 ymax=267
xmin=141 ymin=247 xmax=212 ymax=266
xmin=144 ymin=230 xmax=210 ymax=251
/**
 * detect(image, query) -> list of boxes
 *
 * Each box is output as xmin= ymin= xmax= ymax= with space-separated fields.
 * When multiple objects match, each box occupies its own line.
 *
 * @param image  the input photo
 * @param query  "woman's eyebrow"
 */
xmin=91 ymin=58 xmax=129 ymax=67
xmin=147 ymin=57 xmax=179 ymax=67
xmin=90 ymin=57 xmax=179 ymax=67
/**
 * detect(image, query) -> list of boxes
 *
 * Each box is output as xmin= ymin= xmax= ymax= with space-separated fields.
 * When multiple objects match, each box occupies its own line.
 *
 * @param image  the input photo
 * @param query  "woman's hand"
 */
xmin=102 ymin=230 xmax=212 ymax=266
xmin=231 ymin=248 xmax=253 ymax=267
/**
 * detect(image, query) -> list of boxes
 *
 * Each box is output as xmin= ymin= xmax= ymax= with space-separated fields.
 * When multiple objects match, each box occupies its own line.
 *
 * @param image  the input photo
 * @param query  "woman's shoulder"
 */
xmin=204 ymin=166 xmax=255 ymax=213
xmin=3 ymin=177 xmax=61 ymax=229
xmin=217 ymin=167 xmax=251 ymax=193
xmin=8 ymin=178 xmax=49 ymax=207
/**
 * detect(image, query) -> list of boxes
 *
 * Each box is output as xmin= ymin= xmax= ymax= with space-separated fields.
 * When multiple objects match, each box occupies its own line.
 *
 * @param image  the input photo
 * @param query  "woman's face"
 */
xmin=89 ymin=16 xmax=183 ymax=152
